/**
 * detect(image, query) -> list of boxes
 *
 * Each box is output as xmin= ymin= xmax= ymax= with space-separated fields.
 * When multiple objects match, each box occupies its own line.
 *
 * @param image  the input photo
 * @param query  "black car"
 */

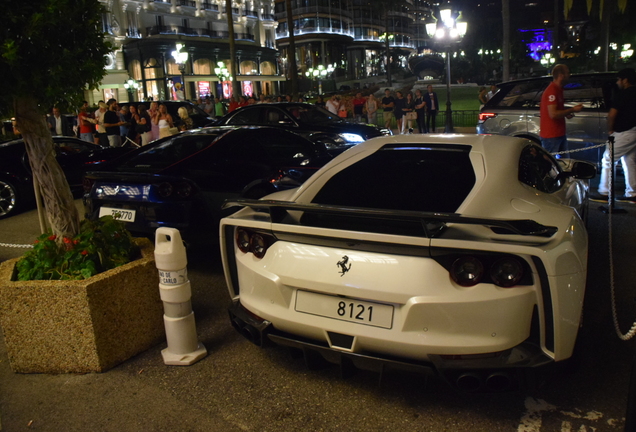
xmin=82 ymin=126 xmax=335 ymax=241
xmin=119 ymin=100 xmax=214 ymax=129
xmin=0 ymin=136 xmax=132 ymax=218
xmin=212 ymin=103 xmax=392 ymax=152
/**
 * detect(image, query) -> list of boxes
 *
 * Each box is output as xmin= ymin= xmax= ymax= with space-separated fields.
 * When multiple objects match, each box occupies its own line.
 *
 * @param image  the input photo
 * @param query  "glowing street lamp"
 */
xmin=426 ymin=2 xmax=467 ymax=133
xmin=305 ymin=64 xmax=334 ymax=95
xmin=171 ymin=43 xmax=189 ymax=100
xmin=123 ymin=77 xmax=140 ymax=101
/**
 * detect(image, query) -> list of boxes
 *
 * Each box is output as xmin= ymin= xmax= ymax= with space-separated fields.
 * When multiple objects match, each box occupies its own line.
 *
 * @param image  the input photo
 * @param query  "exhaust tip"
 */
xmin=485 ymin=372 xmax=513 ymax=392
xmin=456 ymin=373 xmax=483 ymax=392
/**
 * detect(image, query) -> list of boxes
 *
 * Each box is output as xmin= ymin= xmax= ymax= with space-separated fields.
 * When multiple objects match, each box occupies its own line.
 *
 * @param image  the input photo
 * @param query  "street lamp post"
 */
xmin=214 ymin=61 xmax=232 ymax=98
xmin=304 ymin=64 xmax=334 ymax=95
xmin=123 ymin=77 xmax=140 ymax=102
xmin=171 ymin=43 xmax=189 ymax=100
xmin=426 ymin=4 xmax=467 ymax=133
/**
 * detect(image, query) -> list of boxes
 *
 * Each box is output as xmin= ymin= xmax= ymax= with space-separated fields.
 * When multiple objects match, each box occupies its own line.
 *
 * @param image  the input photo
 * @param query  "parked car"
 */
xmin=0 ymin=136 xmax=132 ymax=218
xmin=212 ymin=103 xmax=392 ymax=152
xmin=220 ymin=134 xmax=596 ymax=392
xmin=82 ymin=126 xmax=335 ymax=240
xmin=476 ymin=72 xmax=617 ymax=164
xmin=119 ymin=100 xmax=214 ymax=129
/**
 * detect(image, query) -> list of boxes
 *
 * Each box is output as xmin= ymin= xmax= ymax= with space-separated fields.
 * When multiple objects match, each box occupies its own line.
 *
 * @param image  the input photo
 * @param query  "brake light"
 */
xmin=449 ymin=255 xmax=525 ymax=288
xmin=156 ymin=181 xmax=194 ymax=198
xmin=478 ymin=112 xmax=497 ymax=122
xmin=235 ymin=228 xmax=276 ymax=259
xmin=450 ymin=256 xmax=484 ymax=286
xmin=490 ymin=257 xmax=523 ymax=287
xmin=83 ymin=177 xmax=95 ymax=194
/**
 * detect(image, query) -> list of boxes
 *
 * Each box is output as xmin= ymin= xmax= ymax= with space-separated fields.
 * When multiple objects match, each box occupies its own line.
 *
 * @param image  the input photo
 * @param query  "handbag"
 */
xmin=338 ymin=109 xmax=348 ymax=118
xmin=168 ymin=127 xmax=179 ymax=136
xmin=405 ymin=111 xmax=417 ymax=120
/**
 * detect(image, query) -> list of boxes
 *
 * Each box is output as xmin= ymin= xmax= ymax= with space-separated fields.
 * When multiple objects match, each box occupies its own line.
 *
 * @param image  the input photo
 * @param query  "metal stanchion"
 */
xmin=600 ymin=136 xmax=627 ymax=214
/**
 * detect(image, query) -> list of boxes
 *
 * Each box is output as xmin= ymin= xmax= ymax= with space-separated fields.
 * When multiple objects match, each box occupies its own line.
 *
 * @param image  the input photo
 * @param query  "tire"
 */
xmin=0 ymin=179 xmax=19 ymax=218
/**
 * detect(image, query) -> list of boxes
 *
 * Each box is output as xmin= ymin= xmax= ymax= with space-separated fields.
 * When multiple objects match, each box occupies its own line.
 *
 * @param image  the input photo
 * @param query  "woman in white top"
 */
xmin=154 ymin=104 xmax=174 ymax=138
xmin=325 ymin=95 xmax=340 ymax=115
xmin=365 ymin=94 xmax=378 ymax=125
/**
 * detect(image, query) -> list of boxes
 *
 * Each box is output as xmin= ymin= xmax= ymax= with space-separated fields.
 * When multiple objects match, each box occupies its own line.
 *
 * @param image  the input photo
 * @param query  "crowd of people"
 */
xmin=54 ymin=99 xmax=197 ymax=147
xmin=43 ymin=84 xmax=447 ymax=148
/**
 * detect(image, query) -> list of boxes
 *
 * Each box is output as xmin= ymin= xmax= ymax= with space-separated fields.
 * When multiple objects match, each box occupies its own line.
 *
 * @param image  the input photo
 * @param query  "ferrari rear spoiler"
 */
xmin=222 ymin=199 xmax=558 ymax=238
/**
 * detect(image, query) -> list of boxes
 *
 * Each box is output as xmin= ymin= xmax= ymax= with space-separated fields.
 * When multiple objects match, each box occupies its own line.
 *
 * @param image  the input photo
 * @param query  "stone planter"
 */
xmin=0 ymin=238 xmax=164 ymax=373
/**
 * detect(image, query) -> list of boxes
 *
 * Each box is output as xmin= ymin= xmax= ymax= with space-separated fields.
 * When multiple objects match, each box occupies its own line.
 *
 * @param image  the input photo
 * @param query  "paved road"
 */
xmin=0 ymin=198 xmax=635 ymax=431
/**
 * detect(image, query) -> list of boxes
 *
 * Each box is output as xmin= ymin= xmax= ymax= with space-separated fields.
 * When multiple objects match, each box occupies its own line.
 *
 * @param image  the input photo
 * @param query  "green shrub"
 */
xmin=16 ymin=216 xmax=139 ymax=281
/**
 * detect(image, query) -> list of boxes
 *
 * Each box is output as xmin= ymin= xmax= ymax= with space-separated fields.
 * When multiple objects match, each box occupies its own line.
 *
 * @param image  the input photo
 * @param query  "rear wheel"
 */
xmin=0 ymin=179 xmax=19 ymax=218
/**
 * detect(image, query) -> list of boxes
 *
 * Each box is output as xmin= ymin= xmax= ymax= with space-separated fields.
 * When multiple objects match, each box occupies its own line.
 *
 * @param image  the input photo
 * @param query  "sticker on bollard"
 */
xmin=159 ymin=269 xmax=188 ymax=285
xmin=155 ymin=227 xmax=207 ymax=366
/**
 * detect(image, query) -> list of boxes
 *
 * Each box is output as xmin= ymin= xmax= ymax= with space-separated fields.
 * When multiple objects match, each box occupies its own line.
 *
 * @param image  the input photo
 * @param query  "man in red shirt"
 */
xmin=539 ymin=64 xmax=583 ymax=156
xmin=352 ymin=92 xmax=366 ymax=123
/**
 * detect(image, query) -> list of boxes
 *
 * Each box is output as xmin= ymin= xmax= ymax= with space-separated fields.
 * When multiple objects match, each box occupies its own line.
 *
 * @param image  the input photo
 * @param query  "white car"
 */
xmin=219 ymin=134 xmax=596 ymax=392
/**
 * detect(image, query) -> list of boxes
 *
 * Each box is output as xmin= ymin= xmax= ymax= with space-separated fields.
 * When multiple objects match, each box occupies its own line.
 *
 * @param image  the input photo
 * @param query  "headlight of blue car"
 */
xmin=339 ymin=133 xmax=365 ymax=143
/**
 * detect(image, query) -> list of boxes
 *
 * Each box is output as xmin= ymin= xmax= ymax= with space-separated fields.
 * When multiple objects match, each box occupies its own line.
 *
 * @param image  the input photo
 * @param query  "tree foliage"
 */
xmin=0 ymin=0 xmax=112 ymax=240
xmin=0 ymin=0 xmax=111 ymax=116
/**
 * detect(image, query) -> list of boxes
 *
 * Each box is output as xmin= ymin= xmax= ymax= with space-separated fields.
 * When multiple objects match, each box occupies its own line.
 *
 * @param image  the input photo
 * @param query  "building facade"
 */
xmin=94 ymin=0 xmax=281 ymax=103
xmin=94 ymin=0 xmax=433 ymax=102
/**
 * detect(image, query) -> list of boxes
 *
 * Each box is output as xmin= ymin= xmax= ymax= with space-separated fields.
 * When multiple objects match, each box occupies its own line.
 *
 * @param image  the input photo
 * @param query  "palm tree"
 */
xmin=502 ymin=0 xmax=510 ymax=81
xmin=284 ymin=0 xmax=299 ymax=98
xmin=564 ymin=0 xmax=630 ymax=71
xmin=225 ymin=0 xmax=241 ymax=98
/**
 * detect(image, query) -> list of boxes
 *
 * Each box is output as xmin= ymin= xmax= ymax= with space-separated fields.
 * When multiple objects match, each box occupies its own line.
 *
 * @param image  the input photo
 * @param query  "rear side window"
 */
xmin=518 ymin=145 xmax=563 ymax=193
xmin=311 ymin=144 xmax=475 ymax=212
xmin=487 ymin=79 xmax=547 ymax=108
xmin=535 ymin=76 xmax=609 ymax=109
xmin=226 ymin=108 xmax=262 ymax=125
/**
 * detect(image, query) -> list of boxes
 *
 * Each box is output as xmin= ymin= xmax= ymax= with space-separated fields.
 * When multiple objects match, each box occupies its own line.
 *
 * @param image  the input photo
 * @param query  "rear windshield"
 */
xmin=303 ymin=144 xmax=475 ymax=235
xmin=116 ymin=132 xmax=223 ymax=171
xmin=311 ymin=144 xmax=475 ymax=212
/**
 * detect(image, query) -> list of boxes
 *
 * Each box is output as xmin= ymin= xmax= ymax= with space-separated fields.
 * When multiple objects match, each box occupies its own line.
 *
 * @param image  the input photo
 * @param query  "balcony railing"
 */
xmin=244 ymin=9 xmax=258 ymax=17
xmin=146 ymin=26 xmax=254 ymax=41
xmin=262 ymin=13 xmax=276 ymax=21
xmin=178 ymin=0 xmax=196 ymax=6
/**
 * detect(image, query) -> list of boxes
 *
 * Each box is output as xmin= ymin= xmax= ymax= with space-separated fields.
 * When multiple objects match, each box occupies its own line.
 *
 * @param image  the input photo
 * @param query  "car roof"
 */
xmin=494 ymin=71 xmax=617 ymax=87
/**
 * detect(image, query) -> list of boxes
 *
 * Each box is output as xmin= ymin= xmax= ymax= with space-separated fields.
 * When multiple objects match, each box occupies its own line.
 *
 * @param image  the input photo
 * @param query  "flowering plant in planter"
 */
xmin=15 ymin=216 xmax=139 ymax=281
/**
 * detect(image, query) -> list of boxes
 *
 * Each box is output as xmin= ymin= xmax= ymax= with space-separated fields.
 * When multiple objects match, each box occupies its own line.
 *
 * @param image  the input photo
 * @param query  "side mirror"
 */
xmin=570 ymin=161 xmax=597 ymax=179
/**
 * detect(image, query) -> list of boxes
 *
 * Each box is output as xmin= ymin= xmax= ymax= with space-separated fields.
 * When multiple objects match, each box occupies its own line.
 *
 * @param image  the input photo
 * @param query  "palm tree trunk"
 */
xmin=502 ymin=0 xmax=510 ymax=81
xmin=601 ymin=0 xmax=613 ymax=71
xmin=385 ymin=10 xmax=392 ymax=87
xmin=285 ymin=0 xmax=299 ymax=98
xmin=14 ymin=96 xmax=80 ymax=240
xmin=226 ymin=0 xmax=241 ymax=98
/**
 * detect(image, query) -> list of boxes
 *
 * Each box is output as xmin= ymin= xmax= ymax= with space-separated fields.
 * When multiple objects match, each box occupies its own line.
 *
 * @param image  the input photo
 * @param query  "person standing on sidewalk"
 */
xmin=539 ymin=64 xmax=582 ymax=156
xmin=597 ymin=68 xmax=636 ymax=201
xmin=423 ymin=85 xmax=438 ymax=133
xmin=381 ymin=89 xmax=395 ymax=130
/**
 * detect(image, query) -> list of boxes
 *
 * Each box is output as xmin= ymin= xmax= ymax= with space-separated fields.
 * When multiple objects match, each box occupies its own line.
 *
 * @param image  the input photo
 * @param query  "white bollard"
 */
xmin=155 ymin=227 xmax=207 ymax=366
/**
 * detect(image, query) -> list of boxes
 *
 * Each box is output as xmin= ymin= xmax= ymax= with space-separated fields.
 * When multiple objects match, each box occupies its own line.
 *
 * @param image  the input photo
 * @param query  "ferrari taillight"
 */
xmin=449 ymin=255 xmax=525 ymax=288
xmin=490 ymin=257 xmax=524 ymax=287
xmin=450 ymin=256 xmax=484 ymax=286
xmin=235 ymin=228 xmax=276 ymax=259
